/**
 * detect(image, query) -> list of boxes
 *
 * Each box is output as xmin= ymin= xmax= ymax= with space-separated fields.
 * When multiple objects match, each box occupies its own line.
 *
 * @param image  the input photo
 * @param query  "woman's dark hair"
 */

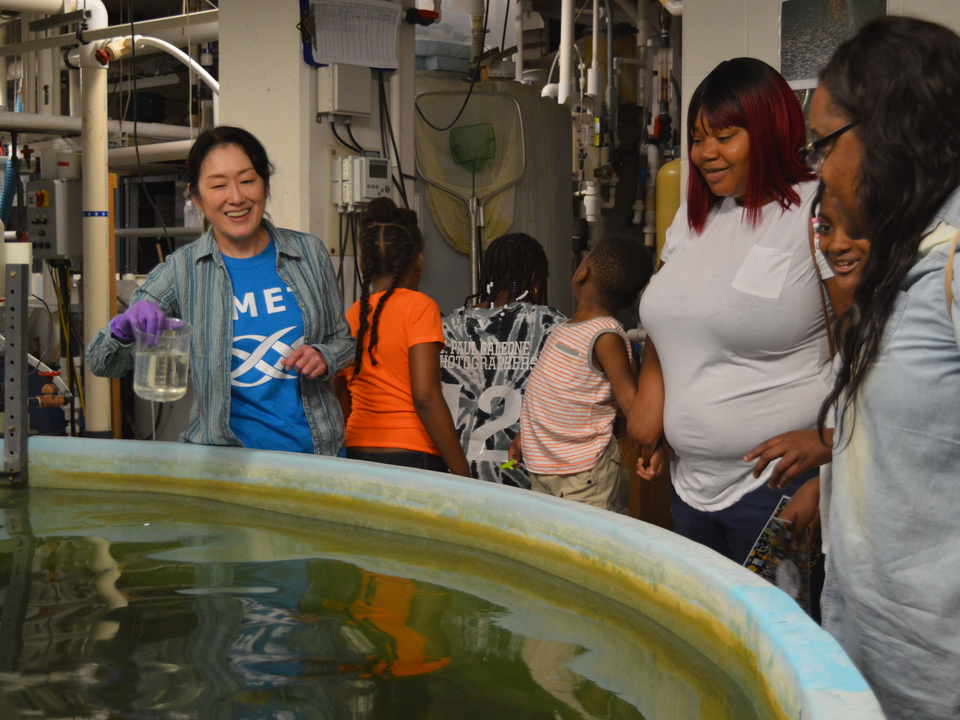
xmin=186 ymin=125 xmax=274 ymax=196
xmin=686 ymin=57 xmax=813 ymax=233
xmin=473 ymin=232 xmax=550 ymax=306
xmin=817 ymin=16 xmax=960 ymax=439
xmin=354 ymin=197 xmax=424 ymax=372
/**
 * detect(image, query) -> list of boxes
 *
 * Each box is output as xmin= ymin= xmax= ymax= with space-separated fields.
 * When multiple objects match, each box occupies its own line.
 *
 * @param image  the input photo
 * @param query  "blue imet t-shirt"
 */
xmin=222 ymin=239 xmax=313 ymax=452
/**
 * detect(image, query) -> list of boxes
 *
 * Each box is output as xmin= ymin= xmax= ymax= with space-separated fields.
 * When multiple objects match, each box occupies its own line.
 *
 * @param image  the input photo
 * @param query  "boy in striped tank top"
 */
xmin=509 ymin=236 xmax=654 ymax=510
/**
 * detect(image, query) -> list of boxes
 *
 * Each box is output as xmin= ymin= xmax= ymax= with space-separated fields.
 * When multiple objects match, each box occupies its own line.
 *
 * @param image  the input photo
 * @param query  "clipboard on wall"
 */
xmin=298 ymin=0 xmax=401 ymax=70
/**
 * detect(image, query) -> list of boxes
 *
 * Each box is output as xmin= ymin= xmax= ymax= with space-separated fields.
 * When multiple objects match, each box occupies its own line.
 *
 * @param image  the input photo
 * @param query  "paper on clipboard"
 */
xmin=308 ymin=0 xmax=401 ymax=69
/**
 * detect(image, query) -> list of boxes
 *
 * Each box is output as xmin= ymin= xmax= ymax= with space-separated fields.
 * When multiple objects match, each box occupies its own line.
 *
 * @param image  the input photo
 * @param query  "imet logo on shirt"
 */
xmin=230 ymin=286 xmax=305 ymax=388
xmin=232 ymin=286 xmax=293 ymax=319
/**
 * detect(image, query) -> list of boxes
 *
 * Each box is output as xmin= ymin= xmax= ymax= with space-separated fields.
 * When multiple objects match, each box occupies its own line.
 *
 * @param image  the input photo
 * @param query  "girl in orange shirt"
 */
xmin=336 ymin=198 xmax=470 ymax=476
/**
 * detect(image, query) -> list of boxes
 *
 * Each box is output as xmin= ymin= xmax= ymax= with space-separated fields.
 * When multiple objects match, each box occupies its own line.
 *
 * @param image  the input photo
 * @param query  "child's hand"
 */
xmin=508 ymin=433 xmax=523 ymax=465
xmin=636 ymin=443 xmax=666 ymax=481
xmin=779 ymin=477 xmax=821 ymax=546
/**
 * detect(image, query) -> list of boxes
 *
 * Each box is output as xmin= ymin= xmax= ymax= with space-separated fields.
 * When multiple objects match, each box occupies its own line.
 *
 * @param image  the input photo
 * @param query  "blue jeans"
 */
xmin=670 ymin=469 xmax=816 ymax=565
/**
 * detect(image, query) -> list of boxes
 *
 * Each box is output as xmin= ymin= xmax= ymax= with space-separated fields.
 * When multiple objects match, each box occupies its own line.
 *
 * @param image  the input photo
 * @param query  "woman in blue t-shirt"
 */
xmin=86 ymin=127 xmax=354 ymax=454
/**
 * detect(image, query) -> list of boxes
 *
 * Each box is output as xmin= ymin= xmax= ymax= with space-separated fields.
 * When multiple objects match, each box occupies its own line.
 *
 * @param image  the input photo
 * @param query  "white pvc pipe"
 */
xmin=659 ymin=0 xmax=682 ymax=16
xmin=587 ymin=0 xmax=599 ymax=99
xmin=0 ymin=108 xmax=195 ymax=138
xmin=108 ymin=139 xmax=193 ymax=167
xmin=0 ymin=26 xmax=7 ymax=110
xmin=0 ymin=0 xmax=63 ymax=12
xmin=133 ymin=36 xmax=219 ymax=96
xmin=558 ymin=0 xmax=574 ymax=104
xmin=68 ymin=68 xmax=80 ymax=116
xmin=78 ymin=0 xmax=111 ymax=436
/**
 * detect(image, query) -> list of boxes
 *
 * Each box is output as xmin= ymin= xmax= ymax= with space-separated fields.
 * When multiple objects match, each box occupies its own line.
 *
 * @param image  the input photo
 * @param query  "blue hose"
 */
xmin=0 ymin=90 xmax=23 ymax=226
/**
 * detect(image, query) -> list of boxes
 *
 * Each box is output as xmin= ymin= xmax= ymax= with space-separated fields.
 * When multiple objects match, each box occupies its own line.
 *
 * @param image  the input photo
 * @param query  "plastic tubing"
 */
xmin=0 ymin=89 xmax=22 ymax=225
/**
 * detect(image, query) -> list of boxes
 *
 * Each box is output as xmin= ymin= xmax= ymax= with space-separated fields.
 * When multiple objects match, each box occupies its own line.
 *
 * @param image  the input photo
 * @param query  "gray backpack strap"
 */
xmin=948 ymin=226 xmax=960 ymax=319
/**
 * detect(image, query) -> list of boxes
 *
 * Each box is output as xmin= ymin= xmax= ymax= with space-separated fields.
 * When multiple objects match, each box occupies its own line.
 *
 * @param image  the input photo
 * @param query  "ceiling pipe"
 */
xmin=0 ymin=109 xmax=196 ymax=138
xmin=0 ymin=8 xmax=218 ymax=58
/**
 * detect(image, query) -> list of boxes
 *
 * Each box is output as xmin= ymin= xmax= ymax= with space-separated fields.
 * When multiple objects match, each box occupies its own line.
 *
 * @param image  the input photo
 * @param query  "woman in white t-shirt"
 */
xmin=628 ymin=58 xmax=832 ymax=564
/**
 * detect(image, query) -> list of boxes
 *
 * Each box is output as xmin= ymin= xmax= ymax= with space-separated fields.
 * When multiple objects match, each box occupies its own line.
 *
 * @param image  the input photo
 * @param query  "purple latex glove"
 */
xmin=109 ymin=299 xmax=167 ymax=343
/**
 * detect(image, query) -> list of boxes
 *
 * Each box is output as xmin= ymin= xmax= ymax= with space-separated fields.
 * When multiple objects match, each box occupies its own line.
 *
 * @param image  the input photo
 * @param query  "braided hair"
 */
xmin=354 ymin=197 xmax=424 ymax=373
xmin=473 ymin=233 xmax=550 ymax=307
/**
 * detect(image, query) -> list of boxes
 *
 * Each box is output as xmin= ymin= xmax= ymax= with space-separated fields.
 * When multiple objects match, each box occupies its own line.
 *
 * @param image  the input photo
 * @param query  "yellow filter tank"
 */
xmin=655 ymin=158 xmax=683 ymax=267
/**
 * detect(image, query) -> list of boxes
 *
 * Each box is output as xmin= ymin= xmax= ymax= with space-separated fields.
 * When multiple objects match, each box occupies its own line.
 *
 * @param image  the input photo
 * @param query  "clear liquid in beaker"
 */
xmin=134 ymin=351 xmax=189 ymax=402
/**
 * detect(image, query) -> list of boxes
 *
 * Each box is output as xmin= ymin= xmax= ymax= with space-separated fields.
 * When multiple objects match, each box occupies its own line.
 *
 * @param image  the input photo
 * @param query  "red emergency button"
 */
xmin=35 ymin=190 xmax=50 ymax=207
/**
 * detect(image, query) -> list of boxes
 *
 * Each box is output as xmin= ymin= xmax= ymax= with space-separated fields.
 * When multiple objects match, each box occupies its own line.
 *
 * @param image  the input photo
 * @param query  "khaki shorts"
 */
xmin=528 ymin=436 xmax=621 ymax=511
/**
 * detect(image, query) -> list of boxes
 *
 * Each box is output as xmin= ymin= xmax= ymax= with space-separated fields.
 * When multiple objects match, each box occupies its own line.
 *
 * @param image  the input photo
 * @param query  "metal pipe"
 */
xmin=0 ymin=109 xmax=195 ymax=138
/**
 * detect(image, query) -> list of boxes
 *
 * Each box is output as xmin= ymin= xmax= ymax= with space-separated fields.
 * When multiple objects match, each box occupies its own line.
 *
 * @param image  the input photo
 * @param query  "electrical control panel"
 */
xmin=318 ymin=63 xmax=372 ymax=117
xmin=331 ymin=156 xmax=391 ymax=209
xmin=25 ymin=179 xmax=83 ymax=259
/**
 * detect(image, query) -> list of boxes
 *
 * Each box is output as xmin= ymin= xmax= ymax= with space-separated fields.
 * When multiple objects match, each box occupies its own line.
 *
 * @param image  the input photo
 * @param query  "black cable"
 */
xmin=337 ymin=209 xmax=347 ymax=292
xmin=330 ymin=118 xmax=362 ymax=154
xmin=345 ymin=120 xmax=364 ymax=155
xmin=351 ymin=212 xmax=359 ymax=300
xmin=128 ymin=2 xmax=173 ymax=262
xmin=413 ymin=0 xmax=490 ymax=132
xmin=378 ymin=73 xmax=410 ymax=208
xmin=30 ymin=293 xmax=55 ymax=370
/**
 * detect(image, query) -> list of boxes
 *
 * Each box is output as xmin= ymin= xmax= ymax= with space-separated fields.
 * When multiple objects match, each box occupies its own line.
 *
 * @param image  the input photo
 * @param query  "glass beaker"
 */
xmin=133 ymin=320 xmax=193 ymax=402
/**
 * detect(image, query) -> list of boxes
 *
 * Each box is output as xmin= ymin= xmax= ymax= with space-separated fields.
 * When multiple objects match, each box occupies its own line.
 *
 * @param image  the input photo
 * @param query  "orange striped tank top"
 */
xmin=519 ymin=317 xmax=630 ymax=475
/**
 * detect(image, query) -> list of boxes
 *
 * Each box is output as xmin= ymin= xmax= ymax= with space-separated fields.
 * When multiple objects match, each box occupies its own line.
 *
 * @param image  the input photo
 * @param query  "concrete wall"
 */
xmin=218 ymin=0 xmax=417 ymax=263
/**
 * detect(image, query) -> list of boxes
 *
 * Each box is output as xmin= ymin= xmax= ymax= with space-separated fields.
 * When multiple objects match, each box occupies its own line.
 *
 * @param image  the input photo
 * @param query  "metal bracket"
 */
xmin=2 ymin=265 xmax=29 ymax=486
xmin=29 ymin=9 xmax=88 ymax=34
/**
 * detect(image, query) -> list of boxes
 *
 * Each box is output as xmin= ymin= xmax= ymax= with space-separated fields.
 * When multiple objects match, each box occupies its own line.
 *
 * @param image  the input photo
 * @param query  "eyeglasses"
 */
xmin=801 ymin=121 xmax=859 ymax=173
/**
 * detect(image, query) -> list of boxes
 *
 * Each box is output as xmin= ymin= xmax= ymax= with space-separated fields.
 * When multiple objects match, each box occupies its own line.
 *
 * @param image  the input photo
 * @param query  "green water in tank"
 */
xmin=0 ymin=487 xmax=762 ymax=720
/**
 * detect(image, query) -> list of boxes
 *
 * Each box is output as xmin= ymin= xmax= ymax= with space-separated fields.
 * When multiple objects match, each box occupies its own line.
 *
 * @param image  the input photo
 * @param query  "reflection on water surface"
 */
xmin=0 ymin=488 xmax=761 ymax=720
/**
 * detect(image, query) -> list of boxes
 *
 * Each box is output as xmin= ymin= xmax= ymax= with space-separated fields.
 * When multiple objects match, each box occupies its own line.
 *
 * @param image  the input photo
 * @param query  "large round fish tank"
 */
xmin=7 ymin=436 xmax=883 ymax=719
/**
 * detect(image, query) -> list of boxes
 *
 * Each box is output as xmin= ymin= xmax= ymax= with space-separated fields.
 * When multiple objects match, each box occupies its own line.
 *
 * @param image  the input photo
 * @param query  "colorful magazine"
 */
xmin=743 ymin=495 xmax=811 ymax=614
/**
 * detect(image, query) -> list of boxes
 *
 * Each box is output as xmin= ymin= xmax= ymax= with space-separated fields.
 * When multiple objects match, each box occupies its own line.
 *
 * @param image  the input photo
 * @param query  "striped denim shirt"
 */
xmin=86 ymin=219 xmax=354 ymax=454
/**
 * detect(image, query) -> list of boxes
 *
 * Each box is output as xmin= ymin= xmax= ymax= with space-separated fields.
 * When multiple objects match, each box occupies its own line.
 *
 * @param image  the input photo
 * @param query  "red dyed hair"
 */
xmin=686 ymin=58 xmax=814 ymax=233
